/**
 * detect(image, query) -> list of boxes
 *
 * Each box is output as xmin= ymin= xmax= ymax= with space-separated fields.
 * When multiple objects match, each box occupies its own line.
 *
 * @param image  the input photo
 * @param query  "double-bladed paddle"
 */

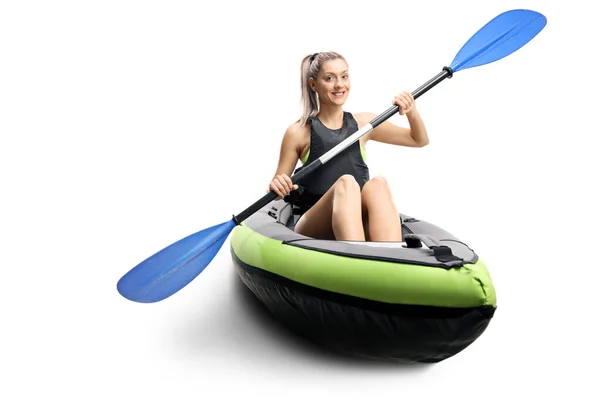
xmin=117 ymin=9 xmax=547 ymax=303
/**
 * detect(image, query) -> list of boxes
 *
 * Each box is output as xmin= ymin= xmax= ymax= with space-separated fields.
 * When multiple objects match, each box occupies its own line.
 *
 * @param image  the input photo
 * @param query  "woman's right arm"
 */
xmin=268 ymin=124 xmax=302 ymax=199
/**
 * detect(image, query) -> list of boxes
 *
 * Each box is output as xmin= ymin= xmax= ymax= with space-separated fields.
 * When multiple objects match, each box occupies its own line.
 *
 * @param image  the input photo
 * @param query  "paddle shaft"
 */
xmin=116 ymin=9 xmax=547 ymax=305
xmin=232 ymin=66 xmax=453 ymax=224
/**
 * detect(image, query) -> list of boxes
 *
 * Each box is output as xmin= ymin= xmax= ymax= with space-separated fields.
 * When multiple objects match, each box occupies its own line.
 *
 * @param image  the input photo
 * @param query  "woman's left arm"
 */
xmin=356 ymin=91 xmax=430 ymax=148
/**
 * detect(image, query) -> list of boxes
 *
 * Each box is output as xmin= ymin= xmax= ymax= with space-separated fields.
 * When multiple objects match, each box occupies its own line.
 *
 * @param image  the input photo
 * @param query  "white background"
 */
xmin=1 ymin=0 xmax=599 ymax=398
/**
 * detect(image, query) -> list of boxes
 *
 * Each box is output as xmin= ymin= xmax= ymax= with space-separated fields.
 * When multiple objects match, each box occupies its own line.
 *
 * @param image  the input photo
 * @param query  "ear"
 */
xmin=308 ymin=77 xmax=316 ymax=92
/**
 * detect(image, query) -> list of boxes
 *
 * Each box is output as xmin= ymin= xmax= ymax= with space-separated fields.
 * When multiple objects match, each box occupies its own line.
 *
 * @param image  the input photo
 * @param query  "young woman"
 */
xmin=268 ymin=51 xmax=430 ymax=242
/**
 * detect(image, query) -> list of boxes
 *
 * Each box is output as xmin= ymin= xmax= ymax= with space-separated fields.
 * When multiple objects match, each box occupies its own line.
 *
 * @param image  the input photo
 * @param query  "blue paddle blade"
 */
xmin=117 ymin=219 xmax=237 ymax=303
xmin=449 ymin=9 xmax=547 ymax=73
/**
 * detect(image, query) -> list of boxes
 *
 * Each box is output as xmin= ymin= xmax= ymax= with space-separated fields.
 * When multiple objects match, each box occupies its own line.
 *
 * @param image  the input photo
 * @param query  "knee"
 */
xmin=334 ymin=174 xmax=360 ymax=195
xmin=363 ymin=175 xmax=391 ymax=196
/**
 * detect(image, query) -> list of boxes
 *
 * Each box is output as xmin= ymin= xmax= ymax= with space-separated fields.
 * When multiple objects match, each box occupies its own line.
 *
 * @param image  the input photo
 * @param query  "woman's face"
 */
xmin=311 ymin=58 xmax=350 ymax=106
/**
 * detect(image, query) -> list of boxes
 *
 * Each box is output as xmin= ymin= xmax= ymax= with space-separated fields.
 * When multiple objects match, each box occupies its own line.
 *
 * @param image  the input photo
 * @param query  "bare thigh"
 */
xmin=294 ymin=187 xmax=336 ymax=240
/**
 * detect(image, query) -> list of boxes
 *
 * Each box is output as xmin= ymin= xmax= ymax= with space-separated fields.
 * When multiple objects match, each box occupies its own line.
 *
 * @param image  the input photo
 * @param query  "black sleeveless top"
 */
xmin=289 ymin=111 xmax=370 ymax=213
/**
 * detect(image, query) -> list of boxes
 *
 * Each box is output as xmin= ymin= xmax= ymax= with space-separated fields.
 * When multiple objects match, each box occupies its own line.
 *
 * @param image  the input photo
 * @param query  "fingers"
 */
xmin=270 ymin=179 xmax=285 ymax=199
xmin=269 ymin=174 xmax=298 ymax=199
xmin=283 ymin=175 xmax=299 ymax=192
xmin=393 ymin=91 xmax=415 ymax=115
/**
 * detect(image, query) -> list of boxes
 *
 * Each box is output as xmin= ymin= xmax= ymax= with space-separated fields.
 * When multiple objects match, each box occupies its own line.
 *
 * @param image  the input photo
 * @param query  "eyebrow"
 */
xmin=323 ymin=70 xmax=349 ymax=75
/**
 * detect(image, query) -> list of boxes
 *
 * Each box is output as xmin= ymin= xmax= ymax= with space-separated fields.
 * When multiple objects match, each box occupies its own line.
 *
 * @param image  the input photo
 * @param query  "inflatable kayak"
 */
xmin=230 ymin=199 xmax=496 ymax=363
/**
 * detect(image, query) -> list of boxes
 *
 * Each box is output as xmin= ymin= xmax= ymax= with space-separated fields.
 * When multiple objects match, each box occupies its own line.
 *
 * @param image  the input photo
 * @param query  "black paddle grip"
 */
xmin=370 ymin=67 xmax=452 ymax=129
xmin=233 ymin=191 xmax=278 ymax=225
xmin=233 ymin=160 xmax=324 ymax=225
xmin=291 ymin=159 xmax=323 ymax=185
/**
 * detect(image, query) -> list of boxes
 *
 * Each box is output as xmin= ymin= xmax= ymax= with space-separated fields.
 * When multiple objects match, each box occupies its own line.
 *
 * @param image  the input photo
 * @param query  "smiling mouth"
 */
xmin=332 ymin=91 xmax=346 ymax=97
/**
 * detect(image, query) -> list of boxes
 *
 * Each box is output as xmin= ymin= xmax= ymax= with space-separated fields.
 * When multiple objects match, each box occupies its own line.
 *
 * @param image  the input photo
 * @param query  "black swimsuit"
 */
xmin=290 ymin=111 xmax=370 ymax=214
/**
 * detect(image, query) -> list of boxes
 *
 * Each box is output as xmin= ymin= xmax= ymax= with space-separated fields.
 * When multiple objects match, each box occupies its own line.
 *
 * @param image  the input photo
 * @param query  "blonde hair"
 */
xmin=298 ymin=51 xmax=347 ymax=126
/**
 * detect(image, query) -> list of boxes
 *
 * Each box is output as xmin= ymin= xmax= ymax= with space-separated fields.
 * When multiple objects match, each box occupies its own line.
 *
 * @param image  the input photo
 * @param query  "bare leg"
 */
xmin=361 ymin=176 xmax=402 ymax=242
xmin=295 ymin=175 xmax=365 ymax=241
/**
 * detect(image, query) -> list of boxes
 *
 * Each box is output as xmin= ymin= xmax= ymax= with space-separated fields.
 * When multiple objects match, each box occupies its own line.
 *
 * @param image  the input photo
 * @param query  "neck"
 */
xmin=316 ymin=104 xmax=344 ymax=129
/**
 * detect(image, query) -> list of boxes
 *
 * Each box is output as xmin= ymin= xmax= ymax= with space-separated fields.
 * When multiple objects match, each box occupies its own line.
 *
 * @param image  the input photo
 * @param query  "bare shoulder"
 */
xmin=282 ymin=120 xmax=311 ymax=153
xmin=352 ymin=112 xmax=376 ymax=127
xmin=285 ymin=120 xmax=310 ymax=137
xmin=352 ymin=112 xmax=378 ymax=142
